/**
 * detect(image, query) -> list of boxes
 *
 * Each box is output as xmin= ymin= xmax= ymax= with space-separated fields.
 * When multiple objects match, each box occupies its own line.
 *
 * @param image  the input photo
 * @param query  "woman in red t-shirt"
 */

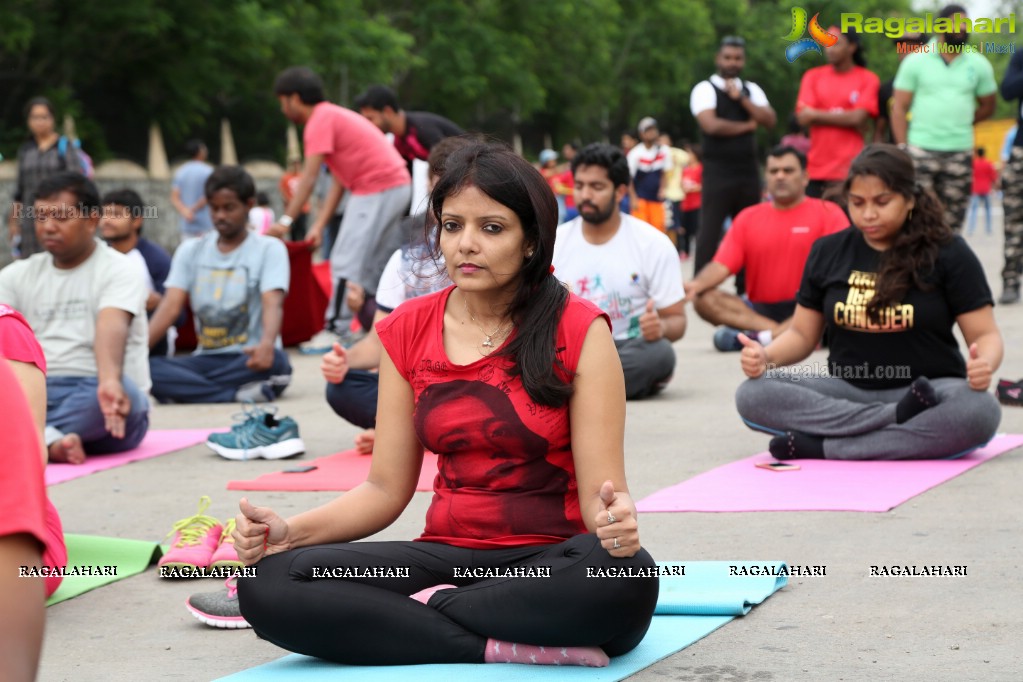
xmin=230 ymin=144 xmax=657 ymax=666
xmin=0 ymin=305 xmax=67 ymax=598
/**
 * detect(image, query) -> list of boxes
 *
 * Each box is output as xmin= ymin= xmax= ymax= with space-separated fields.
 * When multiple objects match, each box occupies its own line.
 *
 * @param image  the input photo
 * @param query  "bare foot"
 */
xmin=48 ymin=433 xmax=86 ymax=464
xmin=354 ymin=429 xmax=375 ymax=455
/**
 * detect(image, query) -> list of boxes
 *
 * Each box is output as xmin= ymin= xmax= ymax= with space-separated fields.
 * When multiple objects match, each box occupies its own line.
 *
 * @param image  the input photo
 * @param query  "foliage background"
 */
xmin=1 ymin=0 xmax=1018 ymax=165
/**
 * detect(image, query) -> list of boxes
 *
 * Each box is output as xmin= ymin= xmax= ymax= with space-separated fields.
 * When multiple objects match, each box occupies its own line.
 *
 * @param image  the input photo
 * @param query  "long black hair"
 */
xmin=429 ymin=142 xmax=573 ymax=407
xmin=843 ymin=145 xmax=952 ymax=318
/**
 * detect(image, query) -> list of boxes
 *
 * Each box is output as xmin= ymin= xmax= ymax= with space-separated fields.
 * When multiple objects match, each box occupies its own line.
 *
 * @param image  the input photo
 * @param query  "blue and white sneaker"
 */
xmin=206 ymin=405 xmax=305 ymax=461
xmin=713 ymin=326 xmax=744 ymax=352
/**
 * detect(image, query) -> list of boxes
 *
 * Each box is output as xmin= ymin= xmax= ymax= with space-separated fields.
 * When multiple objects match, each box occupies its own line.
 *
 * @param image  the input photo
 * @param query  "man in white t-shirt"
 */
xmin=0 ymin=173 xmax=150 ymax=463
xmin=553 ymin=143 xmax=687 ymax=399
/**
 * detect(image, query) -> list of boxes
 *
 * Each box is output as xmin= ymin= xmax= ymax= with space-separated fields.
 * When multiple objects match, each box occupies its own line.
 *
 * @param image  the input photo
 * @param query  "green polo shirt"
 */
xmin=893 ymin=38 xmax=996 ymax=151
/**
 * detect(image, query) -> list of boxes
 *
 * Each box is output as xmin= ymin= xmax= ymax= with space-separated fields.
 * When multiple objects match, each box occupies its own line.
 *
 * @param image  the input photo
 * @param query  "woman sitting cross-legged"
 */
xmin=225 ymin=143 xmax=658 ymax=666
xmin=735 ymin=145 xmax=1002 ymax=460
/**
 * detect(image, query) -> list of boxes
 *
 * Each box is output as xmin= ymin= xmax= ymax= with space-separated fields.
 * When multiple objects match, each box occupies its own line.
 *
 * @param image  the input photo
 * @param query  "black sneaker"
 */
xmin=996 ymin=379 xmax=1023 ymax=407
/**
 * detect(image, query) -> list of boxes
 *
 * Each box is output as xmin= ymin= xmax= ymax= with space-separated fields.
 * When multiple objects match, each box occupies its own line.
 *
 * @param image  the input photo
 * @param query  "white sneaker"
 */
xmin=299 ymin=329 xmax=344 ymax=355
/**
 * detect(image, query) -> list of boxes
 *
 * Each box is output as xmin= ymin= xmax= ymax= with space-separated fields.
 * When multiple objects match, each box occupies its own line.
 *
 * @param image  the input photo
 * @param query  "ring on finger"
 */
xmin=613 ymin=537 xmax=620 ymax=550
xmin=607 ymin=511 xmax=617 ymax=524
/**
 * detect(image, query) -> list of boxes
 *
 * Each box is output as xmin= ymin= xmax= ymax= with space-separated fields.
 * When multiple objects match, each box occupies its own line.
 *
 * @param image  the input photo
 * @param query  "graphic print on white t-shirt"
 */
xmin=552 ymin=214 xmax=685 ymax=341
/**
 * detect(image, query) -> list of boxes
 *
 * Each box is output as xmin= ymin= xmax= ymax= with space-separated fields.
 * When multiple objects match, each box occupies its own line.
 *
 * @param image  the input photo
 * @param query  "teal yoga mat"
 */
xmin=214 ymin=561 xmax=787 ymax=682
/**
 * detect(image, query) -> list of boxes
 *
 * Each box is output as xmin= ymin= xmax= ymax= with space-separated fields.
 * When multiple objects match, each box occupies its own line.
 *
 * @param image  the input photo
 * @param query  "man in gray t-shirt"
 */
xmin=171 ymin=140 xmax=214 ymax=237
xmin=0 ymin=173 xmax=150 ymax=463
xmin=148 ymin=166 xmax=292 ymax=403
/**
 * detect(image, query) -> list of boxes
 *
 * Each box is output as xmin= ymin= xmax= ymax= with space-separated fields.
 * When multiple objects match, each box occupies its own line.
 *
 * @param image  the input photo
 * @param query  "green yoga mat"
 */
xmin=214 ymin=561 xmax=787 ymax=682
xmin=45 ymin=534 xmax=163 ymax=606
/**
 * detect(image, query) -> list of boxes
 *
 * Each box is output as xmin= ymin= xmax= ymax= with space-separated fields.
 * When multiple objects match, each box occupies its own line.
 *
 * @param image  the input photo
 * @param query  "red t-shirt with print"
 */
xmin=376 ymin=286 xmax=609 ymax=549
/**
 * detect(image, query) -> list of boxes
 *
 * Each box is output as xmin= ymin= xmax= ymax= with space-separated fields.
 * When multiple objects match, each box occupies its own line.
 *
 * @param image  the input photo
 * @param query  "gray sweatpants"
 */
xmin=327 ymin=183 xmax=412 ymax=328
xmin=735 ymin=375 xmax=1000 ymax=460
xmin=615 ymin=337 xmax=676 ymax=400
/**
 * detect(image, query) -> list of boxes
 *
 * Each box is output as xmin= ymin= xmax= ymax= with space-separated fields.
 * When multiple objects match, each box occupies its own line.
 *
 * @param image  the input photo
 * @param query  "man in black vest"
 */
xmin=689 ymin=36 xmax=776 ymax=279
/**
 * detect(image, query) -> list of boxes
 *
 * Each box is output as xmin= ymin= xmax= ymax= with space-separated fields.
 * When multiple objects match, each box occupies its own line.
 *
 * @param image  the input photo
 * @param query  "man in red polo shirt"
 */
xmin=796 ymin=28 xmax=880 ymax=200
xmin=684 ymin=146 xmax=848 ymax=351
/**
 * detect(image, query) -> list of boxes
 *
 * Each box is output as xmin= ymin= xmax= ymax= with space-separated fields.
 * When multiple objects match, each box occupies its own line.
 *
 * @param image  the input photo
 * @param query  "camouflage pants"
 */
xmin=1001 ymin=146 xmax=1023 ymax=289
xmin=907 ymin=146 xmax=972 ymax=232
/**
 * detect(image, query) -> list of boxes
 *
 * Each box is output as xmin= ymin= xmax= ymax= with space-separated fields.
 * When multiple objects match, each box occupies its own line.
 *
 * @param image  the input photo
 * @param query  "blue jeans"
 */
xmin=45 ymin=376 xmax=150 ymax=454
xmin=149 ymin=350 xmax=292 ymax=403
xmin=325 ymin=369 xmax=378 ymax=428
xmin=967 ymin=194 xmax=992 ymax=235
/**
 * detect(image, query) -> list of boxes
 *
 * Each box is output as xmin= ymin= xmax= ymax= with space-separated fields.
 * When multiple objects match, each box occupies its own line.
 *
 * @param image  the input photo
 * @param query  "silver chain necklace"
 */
xmin=462 ymin=294 xmax=511 ymax=349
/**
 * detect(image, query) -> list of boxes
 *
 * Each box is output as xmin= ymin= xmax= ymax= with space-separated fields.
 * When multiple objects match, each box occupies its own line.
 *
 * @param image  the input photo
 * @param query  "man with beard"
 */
xmin=891 ymin=4 xmax=997 ymax=232
xmin=552 ymin=143 xmax=686 ymax=399
xmin=684 ymin=147 xmax=847 ymax=351
xmin=689 ymin=36 xmax=776 ymax=278
xmin=99 ymin=189 xmax=173 ymax=355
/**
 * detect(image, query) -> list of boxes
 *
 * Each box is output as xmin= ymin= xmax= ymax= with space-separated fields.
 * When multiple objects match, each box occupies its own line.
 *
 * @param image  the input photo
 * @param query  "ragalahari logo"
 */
xmin=783 ymin=7 xmax=839 ymax=62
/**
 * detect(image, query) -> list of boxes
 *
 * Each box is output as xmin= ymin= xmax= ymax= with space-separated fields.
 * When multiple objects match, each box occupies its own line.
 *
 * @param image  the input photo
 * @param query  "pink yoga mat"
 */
xmin=636 ymin=433 xmax=1023 ymax=513
xmin=227 ymin=449 xmax=440 ymax=492
xmin=45 ymin=429 xmax=216 ymax=486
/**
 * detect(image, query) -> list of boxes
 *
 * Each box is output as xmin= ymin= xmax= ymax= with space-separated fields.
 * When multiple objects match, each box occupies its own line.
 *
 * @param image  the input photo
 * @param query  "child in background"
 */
xmin=679 ymin=143 xmax=703 ymax=259
xmin=249 ymin=192 xmax=276 ymax=235
xmin=968 ymin=148 xmax=998 ymax=236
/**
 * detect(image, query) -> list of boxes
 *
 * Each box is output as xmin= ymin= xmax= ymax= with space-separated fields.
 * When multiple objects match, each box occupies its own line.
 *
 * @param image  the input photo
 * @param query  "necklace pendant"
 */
xmin=482 ymin=336 xmax=494 ymax=348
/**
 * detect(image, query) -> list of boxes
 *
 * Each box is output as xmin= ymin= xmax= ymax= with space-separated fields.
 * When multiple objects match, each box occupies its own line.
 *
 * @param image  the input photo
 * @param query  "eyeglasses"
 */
xmin=721 ymin=36 xmax=746 ymax=48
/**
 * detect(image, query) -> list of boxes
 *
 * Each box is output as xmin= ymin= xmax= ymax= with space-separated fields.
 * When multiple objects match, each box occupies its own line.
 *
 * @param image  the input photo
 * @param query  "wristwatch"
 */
xmin=278 ymin=215 xmax=294 ymax=228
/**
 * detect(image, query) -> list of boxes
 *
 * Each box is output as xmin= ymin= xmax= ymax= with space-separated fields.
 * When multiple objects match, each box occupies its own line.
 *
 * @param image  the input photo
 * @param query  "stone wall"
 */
xmin=0 ymin=160 xmax=286 ymax=266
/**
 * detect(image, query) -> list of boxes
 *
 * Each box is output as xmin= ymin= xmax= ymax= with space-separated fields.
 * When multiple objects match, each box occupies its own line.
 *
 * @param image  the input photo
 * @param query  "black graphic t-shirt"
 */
xmin=797 ymin=228 xmax=993 ymax=389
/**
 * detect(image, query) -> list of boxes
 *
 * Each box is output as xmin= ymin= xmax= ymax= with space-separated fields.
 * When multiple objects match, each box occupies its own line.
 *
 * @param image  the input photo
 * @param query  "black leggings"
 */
xmin=694 ymin=170 xmax=761 ymax=273
xmin=237 ymin=534 xmax=658 ymax=665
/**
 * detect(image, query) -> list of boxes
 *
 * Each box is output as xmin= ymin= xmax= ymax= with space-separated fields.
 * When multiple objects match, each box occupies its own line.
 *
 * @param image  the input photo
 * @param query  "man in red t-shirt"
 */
xmin=684 ymin=146 xmax=848 ymax=351
xmin=796 ymin=29 xmax=880 ymax=200
xmin=271 ymin=67 xmax=412 ymax=351
xmin=968 ymin=147 xmax=998 ymax=236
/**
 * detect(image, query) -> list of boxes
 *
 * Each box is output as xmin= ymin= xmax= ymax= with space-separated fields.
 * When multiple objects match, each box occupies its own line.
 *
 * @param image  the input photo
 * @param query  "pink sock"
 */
xmin=484 ymin=639 xmax=609 ymax=667
xmin=409 ymin=584 xmax=456 ymax=605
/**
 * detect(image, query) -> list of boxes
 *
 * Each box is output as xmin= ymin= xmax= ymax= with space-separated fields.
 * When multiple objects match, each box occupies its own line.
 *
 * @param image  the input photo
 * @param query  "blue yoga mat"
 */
xmin=214 ymin=561 xmax=787 ymax=682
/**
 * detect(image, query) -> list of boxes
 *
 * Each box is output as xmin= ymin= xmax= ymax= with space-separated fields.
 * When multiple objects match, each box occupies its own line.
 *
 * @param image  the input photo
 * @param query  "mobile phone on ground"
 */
xmin=755 ymin=461 xmax=801 ymax=472
xmin=282 ymin=465 xmax=318 ymax=473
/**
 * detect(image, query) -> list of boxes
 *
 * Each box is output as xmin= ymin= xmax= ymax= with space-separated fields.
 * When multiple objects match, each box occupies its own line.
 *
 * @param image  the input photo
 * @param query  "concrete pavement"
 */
xmin=39 ymin=224 xmax=1023 ymax=681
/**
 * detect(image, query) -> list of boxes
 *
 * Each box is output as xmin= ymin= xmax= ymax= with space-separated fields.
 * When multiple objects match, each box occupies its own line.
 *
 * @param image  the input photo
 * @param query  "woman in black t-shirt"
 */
xmin=734 ymin=145 xmax=1002 ymax=460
